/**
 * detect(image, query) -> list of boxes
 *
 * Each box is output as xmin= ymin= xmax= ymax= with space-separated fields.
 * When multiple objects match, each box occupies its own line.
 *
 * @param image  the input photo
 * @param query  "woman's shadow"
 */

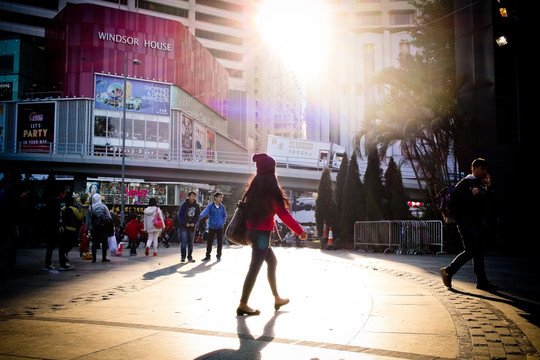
xmin=193 ymin=312 xmax=282 ymax=360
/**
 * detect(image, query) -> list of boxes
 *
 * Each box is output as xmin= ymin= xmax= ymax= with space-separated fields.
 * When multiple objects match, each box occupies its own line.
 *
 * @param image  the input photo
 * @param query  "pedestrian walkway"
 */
xmin=0 ymin=244 xmax=538 ymax=359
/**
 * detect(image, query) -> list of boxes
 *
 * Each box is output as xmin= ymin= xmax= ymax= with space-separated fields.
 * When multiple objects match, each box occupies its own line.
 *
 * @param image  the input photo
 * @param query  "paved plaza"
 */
xmin=0 ymin=243 xmax=538 ymax=360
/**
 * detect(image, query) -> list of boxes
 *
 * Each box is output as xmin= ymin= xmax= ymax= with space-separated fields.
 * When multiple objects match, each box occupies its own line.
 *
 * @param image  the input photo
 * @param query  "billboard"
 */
xmin=94 ymin=74 xmax=170 ymax=116
xmin=17 ymin=102 xmax=56 ymax=153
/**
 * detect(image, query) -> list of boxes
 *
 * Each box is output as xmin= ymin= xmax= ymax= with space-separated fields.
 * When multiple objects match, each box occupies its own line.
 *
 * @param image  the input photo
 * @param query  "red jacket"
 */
xmin=124 ymin=219 xmax=143 ymax=240
xmin=165 ymin=217 xmax=173 ymax=232
xmin=247 ymin=201 xmax=303 ymax=236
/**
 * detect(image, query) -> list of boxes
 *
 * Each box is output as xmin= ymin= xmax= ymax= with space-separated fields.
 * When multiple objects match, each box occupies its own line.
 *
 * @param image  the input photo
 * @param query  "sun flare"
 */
xmin=254 ymin=0 xmax=331 ymax=81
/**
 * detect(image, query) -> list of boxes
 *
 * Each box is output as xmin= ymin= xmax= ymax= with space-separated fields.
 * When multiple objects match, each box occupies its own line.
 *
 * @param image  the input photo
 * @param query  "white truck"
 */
xmin=266 ymin=135 xmax=345 ymax=170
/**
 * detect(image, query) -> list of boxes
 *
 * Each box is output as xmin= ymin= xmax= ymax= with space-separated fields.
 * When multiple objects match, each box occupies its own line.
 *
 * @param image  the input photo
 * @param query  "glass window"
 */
xmin=124 ymin=118 xmax=133 ymax=140
xmin=0 ymin=55 xmax=14 ymax=73
xmin=108 ymin=117 xmax=120 ymax=138
xmin=158 ymin=122 xmax=169 ymax=143
xmin=146 ymin=121 xmax=157 ymax=142
xmin=134 ymin=119 xmax=145 ymax=140
xmin=390 ymin=12 xmax=415 ymax=25
xmin=399 ymin=41 xmax=411 ymax=55
xmin=356 ymin=12 xmax=381 ymax=26
xmin=94 ymin=116 xmax=107 ymax=137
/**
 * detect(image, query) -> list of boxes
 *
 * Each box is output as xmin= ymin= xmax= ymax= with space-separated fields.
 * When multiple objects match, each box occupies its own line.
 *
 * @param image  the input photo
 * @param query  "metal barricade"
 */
xmin=353 ymin=220 xmax=444 ymax=255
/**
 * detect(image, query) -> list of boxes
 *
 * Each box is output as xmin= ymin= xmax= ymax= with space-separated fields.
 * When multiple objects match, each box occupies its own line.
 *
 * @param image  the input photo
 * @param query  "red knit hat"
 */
xmin=252 ymin=153 xmax=276 ymax=174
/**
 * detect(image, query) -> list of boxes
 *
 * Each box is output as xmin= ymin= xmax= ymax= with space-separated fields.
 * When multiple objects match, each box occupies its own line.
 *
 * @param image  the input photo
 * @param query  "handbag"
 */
xmin=225 ymin=200 xmax=250 ymax=246
xmin=153 ymin=209 xmax=165 ymax=229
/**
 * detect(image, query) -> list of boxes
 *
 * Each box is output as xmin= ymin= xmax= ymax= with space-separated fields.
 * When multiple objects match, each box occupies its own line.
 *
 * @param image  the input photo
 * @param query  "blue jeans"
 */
xmin=180 ymin=226 xmax=195 ymax=260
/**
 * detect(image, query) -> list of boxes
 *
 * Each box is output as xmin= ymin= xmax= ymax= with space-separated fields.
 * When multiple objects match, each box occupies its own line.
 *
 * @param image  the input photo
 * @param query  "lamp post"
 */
xmin=121 ymin=57 xmax=142 ymax=228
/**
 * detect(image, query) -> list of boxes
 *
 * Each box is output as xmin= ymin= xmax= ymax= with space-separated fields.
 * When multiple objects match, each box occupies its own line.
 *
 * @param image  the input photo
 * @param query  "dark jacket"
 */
xmin=451 ymin=175 xmax=490 ymax=222
xmin=44 ymin=195 xmax=64 ymax=234
xmin=178 ymin=199 xmax=201 ymax=228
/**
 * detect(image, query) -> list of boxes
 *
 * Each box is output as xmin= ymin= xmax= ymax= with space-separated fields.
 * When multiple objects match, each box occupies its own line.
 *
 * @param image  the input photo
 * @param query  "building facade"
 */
xmin=0 ymin=0 xmax=305 ymax=153
xmin=0 ymin=2 xmax=248 ymax=207
xmin=305 ymin=0 xmax=418 ymax=154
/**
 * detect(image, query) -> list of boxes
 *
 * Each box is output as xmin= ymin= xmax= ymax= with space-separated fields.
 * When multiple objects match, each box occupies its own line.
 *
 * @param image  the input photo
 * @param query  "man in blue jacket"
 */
xmin=199 ymin=192 xmax=227 ymax=261
xmin=178 ymin=191 xmax=200 ymax=262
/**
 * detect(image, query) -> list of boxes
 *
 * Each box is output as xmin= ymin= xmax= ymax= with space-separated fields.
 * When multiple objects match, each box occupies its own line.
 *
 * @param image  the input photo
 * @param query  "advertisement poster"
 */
xmin=181 ymin=115 xmax=193 ymax=158
xmin=94 ymin=74 xmax=170 ymax=116
xmin=16 ymin=102 xmax=55 ymax=153
xmin=194 ymin=123 xmax=206 ymax=161
xmin=86 ymin=182 xmax=100 ymax=196
xmin=206 ymin=129 xmax=215 ymax=161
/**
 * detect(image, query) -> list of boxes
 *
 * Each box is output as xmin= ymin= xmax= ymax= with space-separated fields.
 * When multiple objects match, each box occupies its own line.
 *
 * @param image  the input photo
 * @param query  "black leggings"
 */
xmin=91 ymin=231 xmax=108 ymax=261
xmin=240 ymin=229 xmax=279 ymax=304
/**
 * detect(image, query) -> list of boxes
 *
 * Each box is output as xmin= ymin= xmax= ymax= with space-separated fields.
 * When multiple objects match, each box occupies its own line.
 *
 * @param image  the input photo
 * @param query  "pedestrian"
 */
xmin=143 ymin=198 xmax=164 ymax=256
xmin=62 ymin=194 xmax=83 ymax=266
xmin=0 ymin=174 xmax=22 ymax=271
xmin=108 ymin=210 xmax=121 ymax=256
xmin=79 ymin=223 xmax=90 ymax=258
xmin=441 ymin=158 xmax=498 ymax=291
xmin=162 ymin=212 xmax=173 ymax=248
xmin=170 ymin=207 xmax=181 ymax=245
xmin=43 ymin=182 xmax=70 ymax=270
xmin=124 ymin=213 xmax=143 ymax=256
xmin=199 ymin=192 xmax=227 ymax=261
xmin=178 ymin=191 xmax=201 ymax=262
xmin=284 ymin=232 xmax=295 ymax=247
xmin=237 ymin=153 xmax=307 ymax=316
xmin=85 ymin=193 xmax=112 ymax=263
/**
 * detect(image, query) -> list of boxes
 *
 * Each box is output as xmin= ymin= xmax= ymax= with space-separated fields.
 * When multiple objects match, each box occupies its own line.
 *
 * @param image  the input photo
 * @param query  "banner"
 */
xmin=181 ymin=115 xmax=193 ymax=158
xmin=17 ymin=102 xmax=55 ymax=153
xmin=194 ymin=123 xmax=206 ymax=161
xmin=206 ymin=129 xmax=215 ymax=161
xmin=94 ymin=74 xmax=170 ymax=116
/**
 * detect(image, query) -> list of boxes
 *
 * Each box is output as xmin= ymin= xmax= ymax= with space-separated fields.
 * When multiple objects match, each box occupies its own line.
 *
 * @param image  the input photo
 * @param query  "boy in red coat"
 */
xmin=124 ymin=213 xmax=143 ymax=256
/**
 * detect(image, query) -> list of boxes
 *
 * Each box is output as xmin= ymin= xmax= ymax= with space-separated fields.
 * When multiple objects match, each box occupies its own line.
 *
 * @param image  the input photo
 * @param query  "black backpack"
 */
xmin=436 ymin=185 xmax=456 ymax=223
xmin=91 ymin=208 xmax=114 ymax=236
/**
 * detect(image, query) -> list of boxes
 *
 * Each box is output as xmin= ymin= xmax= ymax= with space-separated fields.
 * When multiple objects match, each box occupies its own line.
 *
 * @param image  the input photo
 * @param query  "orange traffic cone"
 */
xmin=327 ymin=226 xmax=334 ymax=245
xmin=322 ymin=221 xmax=328 ymax=238
xmin=327 ymin=226 xmax=335 ymax=249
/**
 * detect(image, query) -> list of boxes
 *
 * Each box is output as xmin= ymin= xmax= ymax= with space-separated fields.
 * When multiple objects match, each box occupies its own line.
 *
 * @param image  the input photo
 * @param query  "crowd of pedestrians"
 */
xmin=0 ymin=174 xmax=247 ymax=271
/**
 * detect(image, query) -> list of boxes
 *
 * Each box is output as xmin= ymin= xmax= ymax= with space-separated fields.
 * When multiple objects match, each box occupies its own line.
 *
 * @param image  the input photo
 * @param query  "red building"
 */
xmin=45 ymin=3 xmax=229 ymax=118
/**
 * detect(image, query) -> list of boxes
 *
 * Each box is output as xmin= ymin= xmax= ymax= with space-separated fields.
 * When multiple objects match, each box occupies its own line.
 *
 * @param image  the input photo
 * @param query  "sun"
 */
xmin=254 ymin=0 xmax=331 ymax=81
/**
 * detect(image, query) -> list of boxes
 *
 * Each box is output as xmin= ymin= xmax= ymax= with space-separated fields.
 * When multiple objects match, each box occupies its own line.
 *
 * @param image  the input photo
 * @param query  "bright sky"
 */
xmin=254 ymin=0 xmax=331 ymax=82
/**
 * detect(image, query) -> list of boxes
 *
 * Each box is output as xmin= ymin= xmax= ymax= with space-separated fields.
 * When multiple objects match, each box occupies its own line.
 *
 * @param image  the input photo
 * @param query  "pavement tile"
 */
xmin=0 ymin=245 xmax=539 ymax=360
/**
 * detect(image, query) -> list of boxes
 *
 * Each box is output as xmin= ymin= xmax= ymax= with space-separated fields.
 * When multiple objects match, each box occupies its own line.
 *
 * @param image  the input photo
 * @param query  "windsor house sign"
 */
xmin=97 ymin=32 xmax=173 ymax=52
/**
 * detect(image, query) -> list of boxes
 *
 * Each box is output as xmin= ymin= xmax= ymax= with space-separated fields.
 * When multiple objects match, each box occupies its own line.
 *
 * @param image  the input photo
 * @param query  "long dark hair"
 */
xmin=243 ymin=172 xmax=289 ymax=225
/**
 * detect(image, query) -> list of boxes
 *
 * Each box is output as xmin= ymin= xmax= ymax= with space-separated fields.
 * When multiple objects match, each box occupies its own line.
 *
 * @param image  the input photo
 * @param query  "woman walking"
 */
xmin=237 ymin=153 xmax=307 ymax=316
xmin=143 ymin=198 xmax=164 ymax=256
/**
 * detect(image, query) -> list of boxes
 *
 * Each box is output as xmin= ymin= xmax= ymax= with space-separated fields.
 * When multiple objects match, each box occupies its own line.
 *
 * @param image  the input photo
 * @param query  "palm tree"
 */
xmin=353 ymin=0 xmax=462 ymax=214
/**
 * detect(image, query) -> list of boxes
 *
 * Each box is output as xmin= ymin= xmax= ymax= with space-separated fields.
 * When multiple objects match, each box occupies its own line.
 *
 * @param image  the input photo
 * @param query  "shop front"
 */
xmin=82 ymin=179 xmax=215 ymax=218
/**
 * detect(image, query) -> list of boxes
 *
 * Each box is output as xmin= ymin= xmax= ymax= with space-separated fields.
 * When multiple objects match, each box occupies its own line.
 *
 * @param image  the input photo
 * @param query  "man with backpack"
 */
xmin=85 ymin=193 xmax=113 ymax=263
xmin=441 ymin=158 xmax=498 ymax=291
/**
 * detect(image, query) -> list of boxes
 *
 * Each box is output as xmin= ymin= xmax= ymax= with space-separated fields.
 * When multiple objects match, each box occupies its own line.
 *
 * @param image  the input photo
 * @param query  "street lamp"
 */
xmin=121 ymin=57 xmax=142 ymax=228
